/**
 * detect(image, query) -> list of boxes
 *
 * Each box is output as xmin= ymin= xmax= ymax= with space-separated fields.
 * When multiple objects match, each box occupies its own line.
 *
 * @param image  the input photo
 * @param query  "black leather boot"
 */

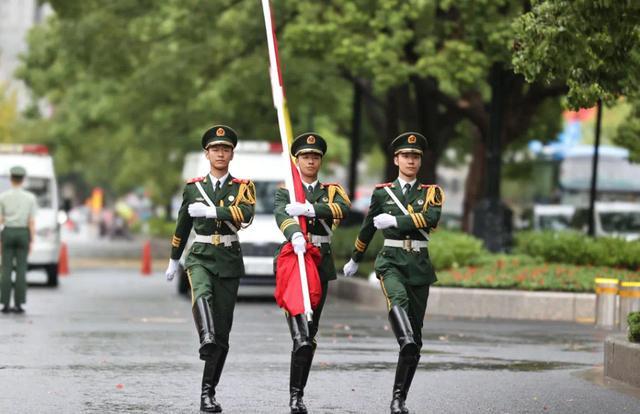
xmin=287 ymin=314 xmax=313 ymax=414
xmin=389 ymin=306 xmax=420 ymax=414
xmin=1 ymin=305 xmax=10 ymax=314
xmin=200 ymin=347 xmax=228 ymax=413
xmin=193 ymin=296 xmax=216 ymax=361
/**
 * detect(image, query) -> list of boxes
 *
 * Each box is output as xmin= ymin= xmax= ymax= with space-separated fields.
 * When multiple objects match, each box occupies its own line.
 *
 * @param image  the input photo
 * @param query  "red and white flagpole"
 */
xmin=261 ymin=0 xmax=313 ymax=322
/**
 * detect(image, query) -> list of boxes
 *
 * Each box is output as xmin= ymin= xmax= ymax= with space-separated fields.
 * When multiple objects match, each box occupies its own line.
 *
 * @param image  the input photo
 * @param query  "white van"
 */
xmin=0 ymin=145 xmax=61 ymax=286
xmin=177 ymin=141 xmax=286 ymax=296
xmin=572 ymin=202 xmax=640 ymax=241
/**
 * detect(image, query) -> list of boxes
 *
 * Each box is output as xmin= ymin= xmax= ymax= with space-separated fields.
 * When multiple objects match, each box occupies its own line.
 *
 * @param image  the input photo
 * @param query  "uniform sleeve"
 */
xmin=29 ymin=194 xmax=37 ymax=218
xmin=215 ymin=182 xmax=256 ymax=226
xmin=351 ymin=191 xmax=382 ymax=262
xmin=274 ymin=188 xmax=302 ymax=241
xmin=313 ymin=184 xmax=350 ymax=221
xmin=170 ymin=185 xmax=194 ymax=260
xmin=396 ymin=186 xmax=444 ymax=232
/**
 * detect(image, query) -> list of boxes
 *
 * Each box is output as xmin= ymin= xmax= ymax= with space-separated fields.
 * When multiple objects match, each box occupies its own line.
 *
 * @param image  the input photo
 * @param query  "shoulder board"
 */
xmin=321 ymin=182 xmax=342 ymax=188
xmin=375 ymin=182 xmax=393 ymax=188
xmin=421 ymin=184 xmax=442 ymax=189
xmin=186 ymin=176 xmax=205 ymax=184
xmin=232 ymin=178 xmax=250 ymax=184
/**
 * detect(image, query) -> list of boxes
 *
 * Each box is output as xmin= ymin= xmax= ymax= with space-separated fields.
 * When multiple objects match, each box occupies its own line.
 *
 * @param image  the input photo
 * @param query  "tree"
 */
xmin=283 ymin=0 xmax=564 ymax=233
xmin=0 ymin=82 xmax=18 ymax=142
xmin=513 ymin=0 xmax=640 ymax=159
xmin=18 ymin=0 xmax=353 ymax=205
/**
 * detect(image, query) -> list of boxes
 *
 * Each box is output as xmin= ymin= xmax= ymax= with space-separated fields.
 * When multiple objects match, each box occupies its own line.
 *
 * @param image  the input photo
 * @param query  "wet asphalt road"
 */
xmin=0 ymin=269 xmax=639 ymax=414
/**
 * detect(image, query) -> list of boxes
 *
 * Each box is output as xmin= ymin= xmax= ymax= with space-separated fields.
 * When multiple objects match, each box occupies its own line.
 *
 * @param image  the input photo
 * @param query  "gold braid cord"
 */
xmin=326 ymin=184 xmax=351 ymax=229
xmin=231 ymin=181 xmax=256 ymax=228
xmin=422 ymin=185 xmax=445 ymax=212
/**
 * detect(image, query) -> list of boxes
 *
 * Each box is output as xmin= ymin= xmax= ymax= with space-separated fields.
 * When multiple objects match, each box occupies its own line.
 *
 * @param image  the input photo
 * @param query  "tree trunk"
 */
xmin=462 ymin=135 xmax=486 ymax=232
xmin=383 ymin=87 xmax=400 ymax=181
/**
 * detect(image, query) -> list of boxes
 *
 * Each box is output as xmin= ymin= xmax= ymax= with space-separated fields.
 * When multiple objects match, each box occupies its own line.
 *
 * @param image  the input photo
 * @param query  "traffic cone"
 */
xmin=58 ymin=242 xmax=69 ymax=276
xmin=141 ymin=240 xmax=152 ymax=276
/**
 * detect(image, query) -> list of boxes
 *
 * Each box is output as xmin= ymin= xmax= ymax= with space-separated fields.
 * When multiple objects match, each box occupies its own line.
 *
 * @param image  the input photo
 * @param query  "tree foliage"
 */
xmin=18 ymin=0 xmax=351 ymax=203
xmin=513 ymin=0 xmax=640 ymax=109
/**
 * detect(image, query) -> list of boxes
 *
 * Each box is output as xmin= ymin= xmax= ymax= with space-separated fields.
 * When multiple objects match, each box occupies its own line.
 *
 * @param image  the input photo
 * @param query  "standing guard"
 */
xmin=0 ymin=166 xmax=37 ymax=314
xmin=274 ymin=133 xmax=351 ymax=414
xmin=342 ymin=132 xmax=444 ymax=414
xmin=165 ymin=125 xmax=256 ymax=413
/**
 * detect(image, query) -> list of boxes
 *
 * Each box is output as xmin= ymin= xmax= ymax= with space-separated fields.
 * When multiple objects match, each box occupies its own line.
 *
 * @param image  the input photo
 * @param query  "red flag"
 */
xmin=274 ymin=242 xmax=322 ymax=316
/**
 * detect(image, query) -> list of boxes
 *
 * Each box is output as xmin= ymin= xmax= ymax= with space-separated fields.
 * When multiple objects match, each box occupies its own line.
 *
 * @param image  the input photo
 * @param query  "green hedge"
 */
xmin=629 ymin=312 xmax=640 ymax=343
xmin=515 ymin=231 xmax=640 ymax=270
xmin=331 ymin=228 xmax=488 ymax=270
xmin=437 ymin=258 xmax=640 ymax=292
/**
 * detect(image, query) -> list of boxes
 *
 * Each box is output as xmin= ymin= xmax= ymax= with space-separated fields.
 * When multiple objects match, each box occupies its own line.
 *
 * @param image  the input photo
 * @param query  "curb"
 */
xmin=605 ymin=335 xmax=640 ymax=388
xmin=330 ymin=277 xmax=595 ymax=322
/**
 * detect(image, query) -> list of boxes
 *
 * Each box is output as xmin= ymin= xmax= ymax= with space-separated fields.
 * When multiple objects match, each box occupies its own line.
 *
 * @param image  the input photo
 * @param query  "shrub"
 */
xmin=514 ymin=231 xmax=640 ymax=270
xmin=629 ymin=312 xmax=640 ymax=343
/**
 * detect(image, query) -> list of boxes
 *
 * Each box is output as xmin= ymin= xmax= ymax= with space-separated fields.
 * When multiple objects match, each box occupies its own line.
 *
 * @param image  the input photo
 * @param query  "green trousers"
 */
xmin=310 ymin=281 xmax=329 ymax=339
xmin=187 ymin=264 xmax=240 ymax=350
xmin=379 ymin=273 xmax=430 ymax=348
xmin=1 ymin=227 xmax=30 ymax=307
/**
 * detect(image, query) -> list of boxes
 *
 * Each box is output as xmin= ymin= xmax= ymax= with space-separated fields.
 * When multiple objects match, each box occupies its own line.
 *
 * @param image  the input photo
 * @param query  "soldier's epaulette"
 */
xmin=420 ymin=184 xmax=441 ymax=189
xmin=186 ymin=176 xmax=205 ymax=184
xmin=232 ymin=178 xmax=251 ymax=184
xmin=375 ymin=182 xmax=394 ymax=188
xmin=321 ymin=182 xmax=341 ymax=188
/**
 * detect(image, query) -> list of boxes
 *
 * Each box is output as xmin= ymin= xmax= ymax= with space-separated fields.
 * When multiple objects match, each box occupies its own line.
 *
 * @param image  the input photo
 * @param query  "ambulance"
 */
xmin=0 ymin=145 xmax=61 ymax=286
xmin=176 ymin=141 xmax=287 ymax=296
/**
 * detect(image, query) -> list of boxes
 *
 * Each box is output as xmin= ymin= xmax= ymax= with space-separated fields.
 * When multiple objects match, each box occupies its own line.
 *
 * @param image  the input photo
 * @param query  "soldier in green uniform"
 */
xmin=274 ymin=133 xmax=351 ymax=414
xmin=342 ymin=132 xmax=444 ymax=414
xmin=165 ymin=125 xmax=256 ymax=413
xmin=0 ymin=166 xmax=37 ymax=314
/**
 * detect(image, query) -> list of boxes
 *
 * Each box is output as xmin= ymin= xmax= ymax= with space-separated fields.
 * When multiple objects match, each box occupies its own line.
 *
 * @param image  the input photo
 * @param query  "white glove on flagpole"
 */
xmin=342 ymin=259 xmax=358 ymax=277
xmin=165 ymin=259 xmax=180 ymax=281
xmin=188 ymin=202 xmax=217 ymax=218
xmin=285 ymin=201 xmax=315 ymax=217
xmin=373 ymin=213 xmax=397 ymax=229
xmin=291 ymin=232 xmax=306 ymax=254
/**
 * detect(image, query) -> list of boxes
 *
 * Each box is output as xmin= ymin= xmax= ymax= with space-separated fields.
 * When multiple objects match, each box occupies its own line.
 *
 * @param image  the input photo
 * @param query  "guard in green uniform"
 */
xmin=165 ymin=125 xmax=256 ymax=413
xmin=342 ymin=132 xmax=444 ymax=414
xmin=274 ymin=133 xmax=351 ymax=414
xmin=0 ymin=166 xmax=37 ymax=314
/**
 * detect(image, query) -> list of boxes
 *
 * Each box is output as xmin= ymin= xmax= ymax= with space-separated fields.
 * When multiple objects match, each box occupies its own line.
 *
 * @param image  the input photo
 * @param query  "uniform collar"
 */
xmin=397 ymin=177 xmax=416 ymax=190
xmin=301 ymin=179 xmax=319 ymax=190
xmin=209 ymin=172 xmax=229 ymax=188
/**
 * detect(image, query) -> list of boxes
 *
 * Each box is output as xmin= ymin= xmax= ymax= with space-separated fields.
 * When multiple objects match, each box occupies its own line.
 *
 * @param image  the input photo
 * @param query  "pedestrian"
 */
xmin=342 ymin=132 xmax=444 ymax=414
xmin=0 ymin=166 xmax=37 ymax=314
xmin=165 ymin=125 xmax=256 ymax=413
xmin=274 ymin=133 xmax=351 ymax=413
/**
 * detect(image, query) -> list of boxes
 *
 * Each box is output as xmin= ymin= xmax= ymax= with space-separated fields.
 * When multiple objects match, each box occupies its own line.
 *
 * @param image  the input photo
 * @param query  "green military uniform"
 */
xmin=274 ymin=133 xmax=351 ymax=414
xmin=348 ymin=132 xmax=444 ymax=414
xmin=170 ymin=125 xmax=255 ymax=413
xmin=1 ymin=166 xmax=37 ymax=313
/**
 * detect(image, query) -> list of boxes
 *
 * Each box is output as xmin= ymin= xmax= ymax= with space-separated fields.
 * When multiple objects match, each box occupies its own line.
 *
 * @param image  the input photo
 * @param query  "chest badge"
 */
xmin=418 ymin=199 xmax=424 ymax=205
xmin=228 ymin=195 xmax=235 ymax=202
xmin=386 ymin=200 xmax=395 ymax=205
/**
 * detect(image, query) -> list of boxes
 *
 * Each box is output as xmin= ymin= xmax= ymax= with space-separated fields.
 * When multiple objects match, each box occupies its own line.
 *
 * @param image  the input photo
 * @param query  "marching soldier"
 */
xmin=274 ymin=133 xmax=351 ymax=414
xmin=0 ymin=166 xmax=37 ymax=314
xmin=342 ymin=132 xmax=444 ymax=414
xmin=165 ymin=125 xmax=256 ymax=413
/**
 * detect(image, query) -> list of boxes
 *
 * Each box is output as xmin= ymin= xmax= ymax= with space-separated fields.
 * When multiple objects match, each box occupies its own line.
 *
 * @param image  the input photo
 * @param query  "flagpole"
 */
xmin=261 ymin=0 xmax=313 ymax=322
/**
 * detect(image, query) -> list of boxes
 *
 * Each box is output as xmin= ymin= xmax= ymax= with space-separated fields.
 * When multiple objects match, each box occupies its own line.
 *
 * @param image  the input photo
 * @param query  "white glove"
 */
xmin=188 ymin=202 xmax=217 ymax=218
xmin=373 ymin=213 xmax=397 ymax=229
xmin=285 ymin=201 xmax=315 ymax=217
xmin=165 ymin=259 xmax=180 ymax=281
xmin=342 ymin=259 xmax=358 ymax=277
xmin=291 ymin=232 xmax=306 ymax=254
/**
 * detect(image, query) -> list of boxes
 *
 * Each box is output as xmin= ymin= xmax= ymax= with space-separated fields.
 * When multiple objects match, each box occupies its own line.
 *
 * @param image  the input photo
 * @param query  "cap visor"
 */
xmin=205 ymin=140 xmax=234 ymax=149
xmin=294 ymin=149 xmax=324 ymax=156
xmin=394 ymin=148 xmax=423 ymax=155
